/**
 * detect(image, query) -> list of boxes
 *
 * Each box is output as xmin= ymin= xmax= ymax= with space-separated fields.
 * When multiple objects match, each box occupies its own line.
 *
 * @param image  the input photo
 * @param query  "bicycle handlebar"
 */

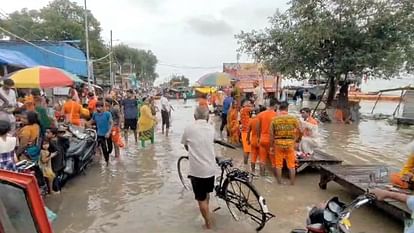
xmin=214 ymin=139 xmax=237 ymax=149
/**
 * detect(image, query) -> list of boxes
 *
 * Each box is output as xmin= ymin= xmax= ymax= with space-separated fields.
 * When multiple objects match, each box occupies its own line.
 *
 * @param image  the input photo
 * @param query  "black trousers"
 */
xmin=98 ymin=136 xmax=113 ymax=163
xmin=220 ymin=113 xmax=227 ymax=132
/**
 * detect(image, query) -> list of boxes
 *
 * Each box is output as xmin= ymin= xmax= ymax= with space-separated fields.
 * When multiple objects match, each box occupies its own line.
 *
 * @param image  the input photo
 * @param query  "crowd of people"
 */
xmin=0 ymin=79 xmax=170 ymax=195
xmin=208 ymin=80 xmax=320 ymax=185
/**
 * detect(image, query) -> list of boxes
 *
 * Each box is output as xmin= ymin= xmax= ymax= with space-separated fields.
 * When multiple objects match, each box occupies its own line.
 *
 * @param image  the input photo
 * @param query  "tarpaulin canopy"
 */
xmin=0 ymin=48 xmax=38 ymax=68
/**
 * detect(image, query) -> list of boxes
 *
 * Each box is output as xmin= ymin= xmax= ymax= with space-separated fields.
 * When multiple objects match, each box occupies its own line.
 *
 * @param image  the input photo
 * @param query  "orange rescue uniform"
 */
xmin=257 ymin=110 xmax=277 ymax=164
xmin=271 ymin=111 xmax=300 ymax=169
xmin=63 ymin=100 xmax=82 ymax=126
xmin=240 ymin=106 xmax=252 ymax=153
xmin=248 ymin=117 xmax=259 ymax=163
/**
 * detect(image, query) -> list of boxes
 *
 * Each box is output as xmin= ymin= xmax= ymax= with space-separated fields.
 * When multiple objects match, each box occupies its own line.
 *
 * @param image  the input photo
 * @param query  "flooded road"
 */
xmin=46 ymin=99 xmax=411 ymax=233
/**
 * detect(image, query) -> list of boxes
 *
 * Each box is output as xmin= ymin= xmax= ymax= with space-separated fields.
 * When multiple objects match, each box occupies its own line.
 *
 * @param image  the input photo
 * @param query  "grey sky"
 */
xmin=2 ymin=0 xmax=289 ymax=84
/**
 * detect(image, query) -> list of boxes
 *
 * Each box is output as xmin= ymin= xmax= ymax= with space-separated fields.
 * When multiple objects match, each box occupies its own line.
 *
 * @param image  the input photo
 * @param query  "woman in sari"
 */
xmin=227 ymin=99 xmax=240 ymax=145
xmin=16 ymin=111 xmax=41 ymax=160
xmin=138 ymin=97 xmax=157 ymax=148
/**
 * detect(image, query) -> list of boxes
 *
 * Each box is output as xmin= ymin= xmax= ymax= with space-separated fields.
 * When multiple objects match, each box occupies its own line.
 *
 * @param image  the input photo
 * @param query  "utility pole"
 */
xmin=109 ymin=30 xmax=113 ymax=86
xmin=84 ymin=0 xmax=92 ymax=89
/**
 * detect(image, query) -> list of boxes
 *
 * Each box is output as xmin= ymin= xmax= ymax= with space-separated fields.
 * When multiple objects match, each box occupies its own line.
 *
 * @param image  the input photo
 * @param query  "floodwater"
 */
xmin=46 ymin=99 xmax=412 ymax=233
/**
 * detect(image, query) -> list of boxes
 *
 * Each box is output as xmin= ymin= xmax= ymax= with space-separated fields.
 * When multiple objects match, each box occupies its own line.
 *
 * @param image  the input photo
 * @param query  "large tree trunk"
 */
xmin=326 ymin=76 xmax=336 ymax=107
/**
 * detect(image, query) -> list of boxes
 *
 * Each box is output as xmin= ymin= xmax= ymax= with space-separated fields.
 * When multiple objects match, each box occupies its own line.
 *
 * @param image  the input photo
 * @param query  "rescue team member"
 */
xmin=270 ymin=101 xmax=300 ymax=185
xmin=257 ymin=98 xmax=278 ymax=176
xmin=247 ymin=106 xmax=266 ymax=173
xmin=240 ymin=100 xmax=252 ymax=164
xmin=62 ymin=95 xmax=82 ymax=126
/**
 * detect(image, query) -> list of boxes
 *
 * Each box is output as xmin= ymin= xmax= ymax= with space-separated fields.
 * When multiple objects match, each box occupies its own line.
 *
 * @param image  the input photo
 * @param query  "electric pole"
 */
xmin=109 ymin=30 xmax=113 ymax=86
xmin=84 ymin=0 xmax=92 ymax=89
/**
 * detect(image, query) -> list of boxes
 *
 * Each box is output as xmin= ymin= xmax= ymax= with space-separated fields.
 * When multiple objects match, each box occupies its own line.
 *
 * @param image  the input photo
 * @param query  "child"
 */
xmin=40 ymin=141 xmax=59 ymax=194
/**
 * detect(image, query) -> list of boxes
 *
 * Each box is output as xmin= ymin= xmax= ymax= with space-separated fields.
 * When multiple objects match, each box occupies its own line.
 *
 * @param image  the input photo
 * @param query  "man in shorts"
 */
xmin=270 ymin=101 xmax=300 ymax=185
xmin=121 ymin=90 xmax=138 ymax=145
xmin=257 ymin=98 xmax=278 ymax=176
xmin=181 ymin=106 xmax=215 ymax=229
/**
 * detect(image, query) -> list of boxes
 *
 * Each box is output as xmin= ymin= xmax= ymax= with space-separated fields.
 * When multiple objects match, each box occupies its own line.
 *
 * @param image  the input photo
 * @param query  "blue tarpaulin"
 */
xmin=0 ymin=48 xmax=38 ymax=68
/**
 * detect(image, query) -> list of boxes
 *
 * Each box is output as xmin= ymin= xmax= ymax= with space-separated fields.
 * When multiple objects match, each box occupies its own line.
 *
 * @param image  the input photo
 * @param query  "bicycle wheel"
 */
xmin=223 ymin=178 xmax=267 ymax=231
xmin=177 ymin=156 xmax=191 ymax=190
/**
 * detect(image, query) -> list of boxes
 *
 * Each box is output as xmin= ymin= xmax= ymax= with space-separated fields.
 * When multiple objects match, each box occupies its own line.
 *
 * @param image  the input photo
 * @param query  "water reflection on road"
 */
xmin=47 ymin=99 xmax=411 ymax=233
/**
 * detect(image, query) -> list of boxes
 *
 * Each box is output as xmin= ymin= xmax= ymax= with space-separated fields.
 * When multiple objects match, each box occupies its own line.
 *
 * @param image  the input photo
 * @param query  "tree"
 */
xmin=169 ymin=74 xmax=189 ymax=87
xmin=237 ymin=0 xmax=414 ymax=106
xmin=0 ymin=0 xmax=109 ymax=79
xmin=113 ymin=44 xmax=158 ymax=83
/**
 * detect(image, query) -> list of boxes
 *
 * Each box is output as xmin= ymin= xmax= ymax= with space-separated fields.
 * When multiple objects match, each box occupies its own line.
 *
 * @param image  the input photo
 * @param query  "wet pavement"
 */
xmin=46 ymin=99 xmax=411 ymax=233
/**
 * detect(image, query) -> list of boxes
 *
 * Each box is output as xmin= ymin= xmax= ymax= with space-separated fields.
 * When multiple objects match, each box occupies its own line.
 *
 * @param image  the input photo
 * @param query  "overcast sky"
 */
xmin=2 ymin=0 xmax=289 ymax=84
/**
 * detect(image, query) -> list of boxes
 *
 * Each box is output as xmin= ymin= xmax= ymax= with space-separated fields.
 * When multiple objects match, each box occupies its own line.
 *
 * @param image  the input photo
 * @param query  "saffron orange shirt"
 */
xmin=257 ymin=110 xmax=277 ymax=138
xmin=240 ymin=107 xmax=252 ymax=132
xmin=271 ymin=111 xmax=300 ymax=148
xmin=88 ymin=98 xmax=97 ymax=113
xmin=248 ymin=117 xmax=259 ymax=145
xmin=63 ymin=100 xmax=82 ymax=126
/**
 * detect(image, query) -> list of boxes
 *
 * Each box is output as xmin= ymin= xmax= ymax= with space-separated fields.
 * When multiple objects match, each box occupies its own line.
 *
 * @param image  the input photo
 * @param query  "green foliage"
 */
xmin=0 ymin=0 xmax=158 ymax=83
xmin=237 ymin=0 xmax=414 ymax=81
xmin=113 ymin=44 xmax=158 ymax=82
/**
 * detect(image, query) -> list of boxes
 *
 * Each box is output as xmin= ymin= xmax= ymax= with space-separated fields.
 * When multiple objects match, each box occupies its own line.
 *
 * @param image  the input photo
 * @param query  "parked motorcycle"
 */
xmin=59 ymin=124 xmax=97 ymax=185
xmin=291 ymin=193 xmax=376 ymax=233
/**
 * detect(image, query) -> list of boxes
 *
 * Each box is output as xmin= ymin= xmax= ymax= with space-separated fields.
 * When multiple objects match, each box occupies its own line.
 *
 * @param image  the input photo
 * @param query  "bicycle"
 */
xmin=177 ymin=139 xmax=275 ymax=232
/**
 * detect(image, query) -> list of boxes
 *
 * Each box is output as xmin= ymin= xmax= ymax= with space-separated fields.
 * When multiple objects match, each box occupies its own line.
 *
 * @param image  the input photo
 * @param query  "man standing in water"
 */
xmin=181 ymin=106 xmax=215 ymax=229
xmin=121 ymin=90 xmax=138 ymax=145
xmin=160 ymin=92 xmax=172 ymax=136
xmin=257 ymin=98 xmax=277 ymax=176
xmin=299 ymin=107 xmax=319 ymax=155
xmin=90 ymin=102 xmax=113 ymax=166
xmin=220 ymin=92 xmax=234 ymax=139
xmin=270 ymin=101 xmax=300 ymax=185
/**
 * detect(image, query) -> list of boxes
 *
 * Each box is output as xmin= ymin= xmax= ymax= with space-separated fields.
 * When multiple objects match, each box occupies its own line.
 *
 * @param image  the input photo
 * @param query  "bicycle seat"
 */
xmin=306 ymin=223 xmax=325 ymax=233
xmin=216 ymin=157 xmax=232 ymax=167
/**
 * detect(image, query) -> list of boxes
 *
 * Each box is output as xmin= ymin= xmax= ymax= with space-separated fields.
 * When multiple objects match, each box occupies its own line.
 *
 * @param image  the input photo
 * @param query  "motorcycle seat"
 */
xmin=306 ymin=223 xmax=325 ymax=233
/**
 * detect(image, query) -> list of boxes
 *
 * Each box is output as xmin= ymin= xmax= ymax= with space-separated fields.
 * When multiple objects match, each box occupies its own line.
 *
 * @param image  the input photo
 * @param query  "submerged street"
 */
xmin=46 ymin=99 xmax=411 ymax=233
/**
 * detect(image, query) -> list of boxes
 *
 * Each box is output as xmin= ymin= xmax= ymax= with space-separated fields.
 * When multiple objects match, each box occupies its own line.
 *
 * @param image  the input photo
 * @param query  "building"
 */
xmin=0 ymin=40 xmax=87 ymax=77
xmin=223 ymin=63 xmax=282 ymax=95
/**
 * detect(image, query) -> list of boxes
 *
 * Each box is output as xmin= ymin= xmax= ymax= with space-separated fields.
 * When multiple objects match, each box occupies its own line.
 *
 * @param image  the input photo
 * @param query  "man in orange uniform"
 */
xmin=240 ymin=100 xmax=253 ymax=164
xmin=62 ymin=95 xmax=82 ymax=126
xmin=87 ymin=92 xmax=97 ymax=113
xmin=256 ymin=98 xmax=278 ymax=176
xmin=247 ymin=106 xmax=266 ymax=173
xmin=270 ymin=101 xmax=300 ymax=185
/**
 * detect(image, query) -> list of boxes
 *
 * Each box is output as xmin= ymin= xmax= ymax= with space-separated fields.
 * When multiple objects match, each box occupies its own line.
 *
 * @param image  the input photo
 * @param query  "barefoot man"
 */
xmin=181 ymin=106 xmax=215 ymax=229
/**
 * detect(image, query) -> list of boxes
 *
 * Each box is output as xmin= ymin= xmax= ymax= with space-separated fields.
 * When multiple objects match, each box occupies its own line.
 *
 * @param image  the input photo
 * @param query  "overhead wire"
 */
xmin=0 ymin=22 xmax=111 ymax=62
xmin=158 ymin=62 xmax=221 ymax=70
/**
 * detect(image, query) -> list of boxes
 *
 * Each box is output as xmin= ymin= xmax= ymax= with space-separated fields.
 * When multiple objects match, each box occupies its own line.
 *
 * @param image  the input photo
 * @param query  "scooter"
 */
xmin=60 ymin=124 xmax=97 ymax=184
xmin=291 ymin=193 xmax=376 ymax=233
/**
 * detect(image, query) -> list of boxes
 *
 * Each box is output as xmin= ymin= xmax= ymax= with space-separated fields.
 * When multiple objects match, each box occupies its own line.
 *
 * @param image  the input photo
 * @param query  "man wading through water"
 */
xmin=121 ymin=90 xmax=138 ymax=145
xmin=89 ymin=102 xmax=113 ymax=166
xmin=181 ymin=106 xmax=215 ymax=229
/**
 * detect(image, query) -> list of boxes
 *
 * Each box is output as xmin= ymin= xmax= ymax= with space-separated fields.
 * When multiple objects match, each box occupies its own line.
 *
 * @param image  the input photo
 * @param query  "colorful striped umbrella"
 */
xmin=5 ymin=66 xmax=84 ymax=88
xmin=197 ymin=72 xmax=237 ymax=87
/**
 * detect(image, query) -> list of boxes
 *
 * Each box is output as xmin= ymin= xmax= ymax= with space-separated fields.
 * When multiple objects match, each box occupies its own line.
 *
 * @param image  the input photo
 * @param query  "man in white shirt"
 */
xmin=181 ymin=106 xmax=216 ymax=229
xmin=253 ymin=81 xmax=265 ymax=108
xmin=0 ymin=80 xmax=17 ymax=133
xmin=160 ymin=93 xmax=172 ymax=136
